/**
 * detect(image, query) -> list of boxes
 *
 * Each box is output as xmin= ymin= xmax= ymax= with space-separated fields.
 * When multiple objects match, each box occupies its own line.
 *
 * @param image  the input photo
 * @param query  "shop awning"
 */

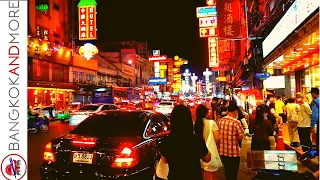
xmin=28 ymin=81 xmax=78 ymax=91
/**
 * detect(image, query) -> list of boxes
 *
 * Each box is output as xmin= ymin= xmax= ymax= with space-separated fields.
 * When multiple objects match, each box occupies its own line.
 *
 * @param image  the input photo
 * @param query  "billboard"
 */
xmin=199 ymin=27 xmax=218 ymax=37
xmin=196 ymin=6 xmax=217 ymax=18
xmin=199 ymin=17 xmax=218 ymax=27
xmin=217 ymin=0 xmax=241 ymax=38
xmin=149 ymin=55 xmax=167 ymax=62
xmin=78 ymin=5 xmax=97 ymax=40
xmin=120 ymin=49 xmax=136 ymax=65
xmin=148 ymin=78 xmax=168 ymax=85
xmin=208 ymin=37 xmax=219 ymax=67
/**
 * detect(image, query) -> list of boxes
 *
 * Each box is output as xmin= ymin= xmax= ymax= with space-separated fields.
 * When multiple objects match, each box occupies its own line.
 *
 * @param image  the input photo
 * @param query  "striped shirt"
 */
xmin=218 ymin=116 xmax=244 ymax=157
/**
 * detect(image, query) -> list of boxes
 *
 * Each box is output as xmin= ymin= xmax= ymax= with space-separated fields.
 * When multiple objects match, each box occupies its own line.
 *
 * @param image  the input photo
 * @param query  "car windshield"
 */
xmin=159 ymin=102 xmax=173 ymax=106
xmin=79 ymin=105 xmax=100 ymax=111
xmin=71 ymin=112 xmax=148 ymax=137
xmin=67 ymin=104 xmax=78 ymax=108
xmin=117 ymin=102 xmax=128 ymax=106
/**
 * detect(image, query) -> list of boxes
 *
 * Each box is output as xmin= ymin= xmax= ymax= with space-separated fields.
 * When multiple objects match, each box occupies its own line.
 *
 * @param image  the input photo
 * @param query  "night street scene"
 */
xmin=28 ymin=0 xmax=319 ymax=179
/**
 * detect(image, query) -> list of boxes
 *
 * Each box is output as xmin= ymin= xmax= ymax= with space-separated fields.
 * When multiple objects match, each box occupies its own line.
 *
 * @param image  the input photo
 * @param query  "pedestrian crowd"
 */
xmin=156 ymin=87 xmax=319 ymax=180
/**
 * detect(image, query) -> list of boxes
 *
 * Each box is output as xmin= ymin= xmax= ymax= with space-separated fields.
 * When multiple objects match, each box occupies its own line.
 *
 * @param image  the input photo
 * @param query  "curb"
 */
xmin=284 ymin=142 xmax=319 ymax=172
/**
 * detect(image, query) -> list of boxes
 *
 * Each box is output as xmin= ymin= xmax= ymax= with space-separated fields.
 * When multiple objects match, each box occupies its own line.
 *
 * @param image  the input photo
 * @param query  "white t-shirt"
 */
xmin=202 ymin=118 xmax=219 ymax=172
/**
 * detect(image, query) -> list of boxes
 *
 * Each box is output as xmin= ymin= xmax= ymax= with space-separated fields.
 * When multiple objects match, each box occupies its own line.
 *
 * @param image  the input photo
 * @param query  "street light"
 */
xmin=128 ymin=59 xmax=133 ymax=64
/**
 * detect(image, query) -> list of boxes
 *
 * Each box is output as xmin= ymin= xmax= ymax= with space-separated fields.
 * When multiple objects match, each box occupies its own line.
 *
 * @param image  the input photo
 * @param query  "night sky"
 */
xmin=76 ymin=0 xmax=210 ymax=76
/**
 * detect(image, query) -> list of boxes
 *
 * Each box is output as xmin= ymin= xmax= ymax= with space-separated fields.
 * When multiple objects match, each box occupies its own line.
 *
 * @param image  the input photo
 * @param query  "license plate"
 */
xmin=72 ymin=152 xmax=94 ymax=164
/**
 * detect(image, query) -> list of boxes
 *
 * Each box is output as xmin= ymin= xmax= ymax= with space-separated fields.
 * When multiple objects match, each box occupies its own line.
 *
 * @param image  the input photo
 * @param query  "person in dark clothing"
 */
xmin=249 ymin=104 xmax=274 ymax=150
xmin=218 ymin=100 xmax=229 ymax=119
xmin=211 ymin=97 xmax=219 ymax=120
xmin=160 ymin=105 xmax=211 ymax=180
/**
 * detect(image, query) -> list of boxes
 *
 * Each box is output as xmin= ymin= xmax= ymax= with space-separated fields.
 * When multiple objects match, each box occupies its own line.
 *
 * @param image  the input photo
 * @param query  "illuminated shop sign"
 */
xmin=208 ymin=37 xmax=219 ymax=67
xmin=255 ymin=72 xmax=271 ymax=80
xmin=196 ymin=6 xmax=217 ymax=18
xmin=148 ymin=55 xmax=167 ymax=62
xmin=199 ymin=17 xmax=217 ymax=27
xmin=36 ymin=26 xmax=49 ymax=41
xmin=148 ymin=78 xmax=168 ymax=85
xmin=262 ymin=0 xmax=319 ymax=58
xmin=152 ymin=50 xmax=160 ymax=56
xmin=199 ymin=27 xmax=218 ymax=37
xmin=78 ymin=0 xmax=97 ymax=40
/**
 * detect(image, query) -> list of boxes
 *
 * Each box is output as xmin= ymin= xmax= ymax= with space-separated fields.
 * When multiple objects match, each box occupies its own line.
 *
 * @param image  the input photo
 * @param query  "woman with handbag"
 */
xmin=194 ymin=104 xmax=222 ymax=180
xmin=159 ymin=105 xmax=211 ymax=180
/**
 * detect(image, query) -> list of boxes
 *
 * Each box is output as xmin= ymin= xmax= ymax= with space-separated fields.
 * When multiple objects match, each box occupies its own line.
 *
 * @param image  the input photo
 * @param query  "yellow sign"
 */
xmin=159 ymin=65 xmax=167 ymax=70
xmin=174 ymin=55 xmax=179 ymax=60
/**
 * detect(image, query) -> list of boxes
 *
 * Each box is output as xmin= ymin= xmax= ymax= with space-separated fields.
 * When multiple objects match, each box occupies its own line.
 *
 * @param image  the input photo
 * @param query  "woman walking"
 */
xmin=249 ymin=104 xmax=274 ymax=150
xmin=160 ymin=105 xmax=211 ymax=180
xmin=194 ymin=104 xmax=221 ymax=180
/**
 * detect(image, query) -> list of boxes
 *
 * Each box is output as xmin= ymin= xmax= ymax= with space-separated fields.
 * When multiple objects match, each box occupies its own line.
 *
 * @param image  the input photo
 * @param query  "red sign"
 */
xmin=199 ymin=17 xmax=217 ymax=27
xmin=208 ymin=37 xmax=219 ymax=67
xmin=78 ymin=6 xmax=97 ymax=40
xmin=217 ymin=0 xmax=241 ymax=38
xmin=206 ymin=0 xmax=216 ymax=6
xmin=199 ymin=27 xmax=218 ymax=37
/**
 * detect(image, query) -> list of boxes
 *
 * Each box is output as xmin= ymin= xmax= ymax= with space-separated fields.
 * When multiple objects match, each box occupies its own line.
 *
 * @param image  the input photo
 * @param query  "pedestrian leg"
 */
xmin=288 ymin=121 xmax=294 ymax=143
xmin=298 ymin=127 xmax=312 ymax=151
xmin=221 ymin=156 xmax=240 ymax=180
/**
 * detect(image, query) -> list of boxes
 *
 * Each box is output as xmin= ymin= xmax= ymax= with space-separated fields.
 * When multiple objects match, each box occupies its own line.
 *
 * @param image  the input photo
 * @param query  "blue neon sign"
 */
xmin=196 ymin=6 xmax=217 ymax=18
xmin=148 ymin=78 xmax=167 ymax=85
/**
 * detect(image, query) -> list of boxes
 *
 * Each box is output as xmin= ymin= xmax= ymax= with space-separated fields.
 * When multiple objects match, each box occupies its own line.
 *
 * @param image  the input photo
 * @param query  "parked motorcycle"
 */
xmin=28 ymin=113 xmax=49 ymax=133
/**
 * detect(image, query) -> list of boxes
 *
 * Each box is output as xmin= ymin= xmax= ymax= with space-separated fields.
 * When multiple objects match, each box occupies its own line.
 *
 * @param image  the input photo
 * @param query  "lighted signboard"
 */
xmin=78 ymin=0 xmax=97 ymax=40
xmin=199 ymin=17 xmax=217 ymax=27
xmin=153 ymin=50 xmax=160 ymax=56
xmin=199 ymin=27 xmax=218 ymax=37
xmin=149 ymin=55 xmax=167 ymax=62
xmin=154 ymin=62 xmax=160 ymax=77
xmin=148 ymin=78 xmax=168 ymax=85
xmin=255 ymin=72 xmax=271 ymax=80
xmin=196 ymin=6 xmax=217 ymax=18
xmin=208 ymin=37 xmax=219 ymax=67
xmin=262 ymin=0 xmax=319 ymax=58
xmin=206 ymin=0 xmax=216 ymax=6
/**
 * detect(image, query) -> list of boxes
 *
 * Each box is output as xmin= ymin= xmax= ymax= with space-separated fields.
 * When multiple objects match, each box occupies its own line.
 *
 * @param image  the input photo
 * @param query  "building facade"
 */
xmin=247 ymin=0 xmax=319 ymax=98
xmin=28 ymin=0 xmax=75 ymax=108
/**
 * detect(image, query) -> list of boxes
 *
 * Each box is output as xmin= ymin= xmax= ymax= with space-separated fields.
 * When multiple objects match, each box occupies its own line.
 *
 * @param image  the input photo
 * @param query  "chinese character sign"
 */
xmin=217 ymin=0 xmax=241 ymax=38
xmin=199 ymin=27 xmax=218 ymax=37
xmin=208 ymin=37 xmax=219 ymax=67
xmin=78 ymin=4 xmax=97 ymax=40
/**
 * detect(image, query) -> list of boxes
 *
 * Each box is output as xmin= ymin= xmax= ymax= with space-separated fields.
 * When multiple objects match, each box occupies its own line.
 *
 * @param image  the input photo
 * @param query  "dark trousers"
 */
xmin=251 ymin=139 xmax=271 ymax=150
xmin=279 ymin=113 xmax=287 ymax=123
xmin=221 ymin=156 xmax=240 ymax=180
xmin=298 ymin=127 xmax=312 ymax=152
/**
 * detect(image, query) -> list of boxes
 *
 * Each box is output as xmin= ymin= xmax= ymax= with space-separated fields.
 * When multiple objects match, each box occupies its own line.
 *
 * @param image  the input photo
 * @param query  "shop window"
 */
xmin=73 ymin=71 xmax=79 ymax=82
xmin=52 ymin=63 xmax=64 ymax=82
xmin=79 ymin=72 xmax=84 ymax=82
xmin=32 ymin=59 xmax=49 ymax=81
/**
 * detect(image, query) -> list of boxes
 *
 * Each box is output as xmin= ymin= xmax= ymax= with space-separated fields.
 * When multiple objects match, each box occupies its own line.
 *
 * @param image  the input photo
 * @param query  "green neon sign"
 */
xmin=78 ymin=0 xmax=97 ymax=7
xmin=36 ymin=4 xmax=49 ymax=11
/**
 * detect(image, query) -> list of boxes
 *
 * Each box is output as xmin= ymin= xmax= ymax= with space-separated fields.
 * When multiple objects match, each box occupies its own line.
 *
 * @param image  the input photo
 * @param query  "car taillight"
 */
xmin=111 ymin=147 xmax=138 ymax=168
xmin=72 ymin=137 xmax=96 ymax=146
xmin=43 ymin=142 xmax=55 ymax=162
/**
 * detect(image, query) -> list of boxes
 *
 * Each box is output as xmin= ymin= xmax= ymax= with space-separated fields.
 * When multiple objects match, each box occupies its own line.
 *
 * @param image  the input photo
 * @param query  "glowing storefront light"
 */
xmin=78 ymin=43 xmax=99 ymax=60
xmin=183 ymin=69 xmax=192 ymax=93
xmin=203 ymin=68 xmax=213 ymax=94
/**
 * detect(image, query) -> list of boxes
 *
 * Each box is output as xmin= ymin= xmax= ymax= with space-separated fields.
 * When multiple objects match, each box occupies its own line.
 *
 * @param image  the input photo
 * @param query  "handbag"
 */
xmin=201 ymin=121 xmax=223 ymax=171
xmin=155 ymin=158 xmax=169 ymax=180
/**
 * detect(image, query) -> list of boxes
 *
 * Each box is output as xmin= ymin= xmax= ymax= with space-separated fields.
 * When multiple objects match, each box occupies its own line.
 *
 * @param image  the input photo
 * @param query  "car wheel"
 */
xmin=60 ymin=119 xmax=65 ymax=123
xmin=39 ymin=124 xmax=48 ymax=133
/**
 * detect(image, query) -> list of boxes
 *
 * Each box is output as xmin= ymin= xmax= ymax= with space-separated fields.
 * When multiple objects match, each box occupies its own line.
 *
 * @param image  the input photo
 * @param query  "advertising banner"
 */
xmin=121 ymin=49 xmax=136 ymax=64
xmin=0 ymin=1 xmax=28 ymax=179
xmin=148 ymin=55 xmax=167 ymax=62
xmin=78 ymin=6 xmax=97 ymax=40
xmin=148 ymin=78 xmax=168 ymax=85
xmin=199 ymin=17 xmax=218 ymax=27
xmin=217 ymin=0 xmax=241 ymax=38
xmin=196 ymin=6 xmax=217 ymax=18
xmin=122 ymin=64 xmax=135 ymax=76
xmin=208 ymin=38 xmax=219 ymax=67
xmin=199 ymin=27 xmax=218 ymax=37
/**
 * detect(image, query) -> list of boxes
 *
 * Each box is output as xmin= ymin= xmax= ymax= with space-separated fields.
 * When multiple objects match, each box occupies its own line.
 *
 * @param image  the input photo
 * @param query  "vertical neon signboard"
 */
xmin=78 ymin=0 xmax=97 ymax=40
xmin=208 ymin=37 xmax=219 ymax=67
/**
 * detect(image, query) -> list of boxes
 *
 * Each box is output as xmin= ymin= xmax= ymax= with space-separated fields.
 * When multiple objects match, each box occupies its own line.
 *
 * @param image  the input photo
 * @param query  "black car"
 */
xmin=40 ymin=110 xmax=170 ymax=180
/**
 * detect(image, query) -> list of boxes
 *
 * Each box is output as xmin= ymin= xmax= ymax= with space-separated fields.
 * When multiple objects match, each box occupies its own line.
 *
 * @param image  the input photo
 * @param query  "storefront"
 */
xmin=27 ymin=36 xmax=75 ymax=108
xmin=262 ymin=0 xmax=319 ymax=97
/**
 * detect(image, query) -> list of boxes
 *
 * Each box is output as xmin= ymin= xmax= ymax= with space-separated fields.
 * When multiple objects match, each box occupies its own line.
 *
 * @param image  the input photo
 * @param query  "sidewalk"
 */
xmin=282 ymin=124 xmax=319 ymax=172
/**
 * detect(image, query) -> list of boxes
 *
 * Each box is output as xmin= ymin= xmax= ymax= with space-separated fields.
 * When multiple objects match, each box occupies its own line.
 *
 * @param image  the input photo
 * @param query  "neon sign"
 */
xmin=78 ymin=0 xmax=97 ymax=40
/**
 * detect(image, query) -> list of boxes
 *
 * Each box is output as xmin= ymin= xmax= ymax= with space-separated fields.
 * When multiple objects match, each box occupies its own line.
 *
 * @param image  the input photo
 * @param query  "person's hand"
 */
xmin=310 ymin=128 xmax=316 ymax=133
